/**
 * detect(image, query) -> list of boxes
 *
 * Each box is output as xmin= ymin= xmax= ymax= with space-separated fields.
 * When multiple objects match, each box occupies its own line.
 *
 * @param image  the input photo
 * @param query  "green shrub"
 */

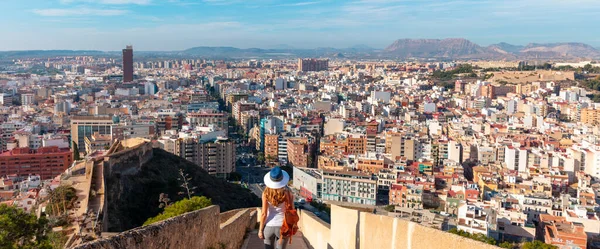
xmin=143 ymin=196 xmax=212 ymax=225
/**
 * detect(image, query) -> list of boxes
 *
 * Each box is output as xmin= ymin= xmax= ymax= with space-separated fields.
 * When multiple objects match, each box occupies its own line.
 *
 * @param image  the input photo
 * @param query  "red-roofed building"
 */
xmin=540 ymin=214 xmax=587 ymax=249
xmin=465 ymin=189 xmax=480 ymax=201
xmin=0 ymin=146 xmax=73 ymax=180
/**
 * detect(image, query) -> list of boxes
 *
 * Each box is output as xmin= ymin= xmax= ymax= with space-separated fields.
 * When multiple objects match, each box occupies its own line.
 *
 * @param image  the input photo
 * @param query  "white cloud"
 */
xmin=32 ymin=8 xmax=128 ymax=16
xmin=277 ymin=1 xmax=321 ymax=7
xmin=60 ymin=0 xmax=151 ymax=4
xmin=201 ymin=0 xmax=244 ymax=5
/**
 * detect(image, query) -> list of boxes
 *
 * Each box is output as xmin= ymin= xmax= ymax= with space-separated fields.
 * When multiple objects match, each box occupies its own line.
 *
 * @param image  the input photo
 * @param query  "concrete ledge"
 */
xmin=300 ymin=204 xmax=498 ymax=249
xmin=298 ymin=209 xmax=331 ymax=249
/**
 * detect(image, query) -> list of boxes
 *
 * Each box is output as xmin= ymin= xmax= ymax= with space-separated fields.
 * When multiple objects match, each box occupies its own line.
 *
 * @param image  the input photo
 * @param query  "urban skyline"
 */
xmin=2 ymin=0 xmax=600 ymax=50
xmin=3 ymin=1 xmax=600 ymax=249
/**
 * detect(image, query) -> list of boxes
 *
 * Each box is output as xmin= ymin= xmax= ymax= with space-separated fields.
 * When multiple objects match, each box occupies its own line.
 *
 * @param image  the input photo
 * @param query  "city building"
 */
xmin=195 ymin=137 xmax=236 ymax=179
xmin=0 ymin=146 xmax=73 ymax=180
xmin=21 ymin=93 xmax=34 ymax=106
xmin=321 ymin=170 xmax=377 ymax=205
xmin=186 ymin=112 xmax=228 ymax=131
xmin=70 ymin=116 xmax=115 ymax=153
xmin=287 ymin=138 xmax=311 ymax=168
xmin=84 ymin=132 xmax=112 ymax=153
xmin=539 ymin=214 xmax=587 ymax=249
xmin=122 ymin=45 xmax=134 ymax=82
xmin=298 ymin=58 xmax=329 ymax=72
xmin=292 ymin=167 xmax=322 ymax=201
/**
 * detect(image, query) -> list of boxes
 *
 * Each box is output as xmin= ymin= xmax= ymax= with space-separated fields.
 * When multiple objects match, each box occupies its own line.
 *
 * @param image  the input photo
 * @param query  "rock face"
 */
xmin=383 ymin=38 xmax=600 ymax=59
xmin=384 ymin=38 xmax=492 ymax=58
xmin=519 ymin=42 xmax=600 ymax=58
xmin=104 ymin=148 xmax=261 ymax=232
xmin=486 ymin=42 xmax=525 ymax=54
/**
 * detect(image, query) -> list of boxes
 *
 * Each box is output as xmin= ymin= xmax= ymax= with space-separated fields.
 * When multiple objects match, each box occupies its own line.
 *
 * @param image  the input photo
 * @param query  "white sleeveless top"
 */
xmin=265 ymin=201 xmax=285 ymax=227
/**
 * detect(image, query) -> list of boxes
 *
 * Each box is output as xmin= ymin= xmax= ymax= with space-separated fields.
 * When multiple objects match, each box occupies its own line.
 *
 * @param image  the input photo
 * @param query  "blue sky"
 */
xmin=1 ymin=0 xmax=600 ymax=51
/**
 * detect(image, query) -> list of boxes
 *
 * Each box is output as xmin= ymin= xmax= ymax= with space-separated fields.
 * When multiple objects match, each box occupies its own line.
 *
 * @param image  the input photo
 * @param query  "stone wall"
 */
xmin=219 ymin=208 xmax=247 ymax=224
xmin=301 ymin=204 xmax=499 ymax=249
xmin=103 ymin=141 xmax=153 ymax=177
xmin=219 ymin=208 xmax=257 ymax=249
xmin=75 ymin=206 xmax=257 ymax=249
xmin=298 ymin=210 xmax=331 ymax=249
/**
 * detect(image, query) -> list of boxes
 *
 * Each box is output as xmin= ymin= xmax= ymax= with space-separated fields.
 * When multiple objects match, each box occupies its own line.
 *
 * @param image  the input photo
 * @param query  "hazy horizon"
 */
xmin=2 ymin=0 xmax=600 ymax=51
xmin=3 ymin=39 xmax=600 ymax=52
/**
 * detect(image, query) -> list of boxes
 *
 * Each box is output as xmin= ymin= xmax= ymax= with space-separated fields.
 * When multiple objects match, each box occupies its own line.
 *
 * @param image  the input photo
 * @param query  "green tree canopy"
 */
xmin=46 ymin=186 xmax=77 ymax=216
xmin=431 ymin=64 xmax=475 ymax=80
xmin=144 ymin=196 xmax=212 ymax=225
xmin=256 ymin=152 xmax=265 ymax=163
xmin=522 ymin=240 xmax=557 ymax=249
xmin=448 ymin=228 xmax=496 ymax=245
xmin=499 ymin=241 xmax=514 ymax=249
xmin=72 ymin=141 xmax=81 ymax=161
xmin=384 ymin=205 xmax=395 ymax=212
xmin=0 ymin=204 xmax=53 ymax=249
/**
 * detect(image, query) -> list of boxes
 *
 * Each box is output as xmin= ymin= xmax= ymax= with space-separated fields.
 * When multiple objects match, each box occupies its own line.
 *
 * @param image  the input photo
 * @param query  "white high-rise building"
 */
xmin=506 ymin=99 xmax=518 ymax=115
xmin=275 ymin=78 xmax=286 ymax=90
xmin=448 ymin=140 xmax=462 ymax=163
xmin=505 ymin=145 xmax=528 ymax=172
xmin=145 ymin=82 xmax=157 ymax=95
xmin=21 ymin=93 xmax=34 ymax=106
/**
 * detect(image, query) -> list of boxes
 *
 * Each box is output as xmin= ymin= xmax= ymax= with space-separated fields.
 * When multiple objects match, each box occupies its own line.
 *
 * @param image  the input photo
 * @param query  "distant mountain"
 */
xmin=349 ymin=44 xmax=374 ymax=50
xmin=519 ymin=42 xmax=600 ymax=58
xmin=383 ymin=39 xmax=600 ymax=59
xmin=0 ymin=50 xmax=109 ymax=59
xmin=272 ymin=44 xmax=295 ymax=50
xmin=2 ymin=40 xmax=600 ymax=60
xmin=384 ymin=38 xmax=496 ymax=58
xmin=487 ymin=42 xmax=525 ymax=54
xmin=182 ymin=46 xmax=378 ymax=59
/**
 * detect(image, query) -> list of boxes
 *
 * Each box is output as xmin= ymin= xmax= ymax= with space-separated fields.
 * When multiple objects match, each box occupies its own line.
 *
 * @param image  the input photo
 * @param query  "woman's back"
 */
xmin=260 ymin=167 xmax=292 ymax=249
xmin=265 ymin=201 xmax=285 ymax=227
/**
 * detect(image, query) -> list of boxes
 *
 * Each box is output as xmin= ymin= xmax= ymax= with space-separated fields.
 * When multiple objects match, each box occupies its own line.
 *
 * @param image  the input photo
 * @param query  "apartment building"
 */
xmin=264 ymin=134 xmax=279 ymax=163
xmin=321 ymin=170 xmax=377 ymax=205
xmin=196 ymin=137 xmax=236 ymax=178
xmin=186 ymin=112 xmax=228 ymax=131
xmin=0 ymin=146 xmax=73 ymax=180
xmin=287 ymin=137 xmax=310 ymax=168
xmin=84 ymin=132 xmax=112 ymax=153
xmin=539 ymin=214 xmax=587 ymax=249
xmin=70 ymin=116 xmax=114 ymax=153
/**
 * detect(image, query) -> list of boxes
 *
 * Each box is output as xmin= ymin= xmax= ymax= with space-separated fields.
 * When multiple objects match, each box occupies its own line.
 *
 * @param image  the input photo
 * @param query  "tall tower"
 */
xmin=122 ymin=45 xmax=134 ymax=82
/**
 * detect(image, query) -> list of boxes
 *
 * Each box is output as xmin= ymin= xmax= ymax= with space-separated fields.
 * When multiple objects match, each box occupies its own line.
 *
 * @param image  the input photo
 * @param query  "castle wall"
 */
xmin=75 ymin=206 xmax=257 ymax=249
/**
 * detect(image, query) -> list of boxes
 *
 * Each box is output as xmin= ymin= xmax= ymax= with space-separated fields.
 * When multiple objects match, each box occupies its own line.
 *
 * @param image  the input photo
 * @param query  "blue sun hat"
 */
xmin=263 ymin=167 xmax=290 ymax=189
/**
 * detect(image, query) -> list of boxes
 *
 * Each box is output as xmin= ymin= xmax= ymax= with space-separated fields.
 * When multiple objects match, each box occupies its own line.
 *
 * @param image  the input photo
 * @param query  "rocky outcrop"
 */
xmin=103 ymin=148 xmax=260 ymax=232
xmin=384 ymin=39 xmax=600 ymax=59
xmin=384 ymin=38 xmax=497 ymax=58
xmin=519 ymin=42 xmax=600 ymax=58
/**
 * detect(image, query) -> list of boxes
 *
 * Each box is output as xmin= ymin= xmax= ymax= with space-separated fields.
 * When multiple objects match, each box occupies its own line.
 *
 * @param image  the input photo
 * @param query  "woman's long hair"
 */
xmin=264 ymin=187 xmax=288 ymax=206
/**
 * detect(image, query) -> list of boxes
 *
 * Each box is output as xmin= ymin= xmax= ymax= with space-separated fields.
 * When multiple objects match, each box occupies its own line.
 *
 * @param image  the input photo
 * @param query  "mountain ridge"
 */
xmin=383 ymin=38 xmax=600 ymax=59
xmin=2 ymin=39 xmax=599 ymax=59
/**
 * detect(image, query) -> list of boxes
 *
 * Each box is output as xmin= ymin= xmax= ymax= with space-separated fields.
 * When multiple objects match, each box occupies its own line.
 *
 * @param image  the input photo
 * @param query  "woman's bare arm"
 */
xmin=258 ymin=191 xmax=268 ymax=239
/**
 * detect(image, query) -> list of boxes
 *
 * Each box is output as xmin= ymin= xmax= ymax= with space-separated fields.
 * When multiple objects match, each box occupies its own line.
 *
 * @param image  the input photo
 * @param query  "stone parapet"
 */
xmin=74 ymin=206 xmax=257 ymax=249
xmin=300 ymin=204 xmax=499 ymax=249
